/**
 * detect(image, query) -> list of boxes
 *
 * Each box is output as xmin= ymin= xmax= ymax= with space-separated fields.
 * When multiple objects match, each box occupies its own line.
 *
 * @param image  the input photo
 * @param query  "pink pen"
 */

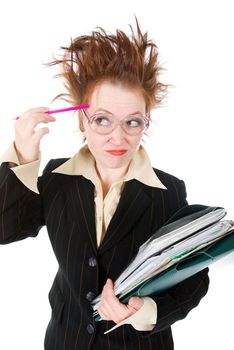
xmin=14 ymin=104 xmax=90 ymax=120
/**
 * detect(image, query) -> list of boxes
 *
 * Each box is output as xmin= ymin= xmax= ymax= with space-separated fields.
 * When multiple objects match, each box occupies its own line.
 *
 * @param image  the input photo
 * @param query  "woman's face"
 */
xmin=82 ymin=81 xmax=147 ymax=175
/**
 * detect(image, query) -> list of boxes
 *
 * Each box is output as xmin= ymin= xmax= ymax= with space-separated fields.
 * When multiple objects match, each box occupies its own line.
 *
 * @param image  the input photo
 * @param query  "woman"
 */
xmin=0 ymin=19 xmax=209 ymax=349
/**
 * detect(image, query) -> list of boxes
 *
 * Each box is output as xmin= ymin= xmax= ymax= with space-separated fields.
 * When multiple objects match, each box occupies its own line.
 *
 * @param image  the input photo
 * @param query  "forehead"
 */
xmin=88 ymin=81 xmax=146 ymax=114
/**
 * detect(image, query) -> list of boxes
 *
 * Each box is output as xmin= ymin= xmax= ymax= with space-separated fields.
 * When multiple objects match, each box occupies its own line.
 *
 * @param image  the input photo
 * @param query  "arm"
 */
xmin=140 ymin=178 xmax=209 ymax=335
xmin=0 ymin=107 xmax=55 ymax=244
xmin=0 ymin=142 xmax=41 ymax=194
xmin=0 ymin=161 xmax=44 ymax=244
xmin=146 ymin=267 xmax=209 ymax=334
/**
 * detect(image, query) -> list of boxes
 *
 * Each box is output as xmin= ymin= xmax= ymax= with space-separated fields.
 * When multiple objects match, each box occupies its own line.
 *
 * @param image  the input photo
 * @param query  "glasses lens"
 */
xmin=122 ymin=116 xmax=146 ymax=135
xmin=91 ymin=115 xmax=113 ymax=134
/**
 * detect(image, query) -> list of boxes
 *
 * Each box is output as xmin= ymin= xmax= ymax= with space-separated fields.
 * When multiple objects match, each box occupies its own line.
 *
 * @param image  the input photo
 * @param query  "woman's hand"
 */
xmin=98 ymin=279 xmax=144 ymax=324
xmin=14 ymin=107 xmax=56 ymax=164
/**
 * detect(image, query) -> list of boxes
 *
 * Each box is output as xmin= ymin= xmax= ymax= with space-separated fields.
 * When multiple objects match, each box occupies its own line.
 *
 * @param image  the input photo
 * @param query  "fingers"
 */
xmin=127 ymin=297 xmax=144 ymax=311
xmin=98 ymin=279 xmax=143 ymax=324
xmin=99 ymin=279 xmax=120 ymax=320
xmin=17 ymin=107 xmax=56 ymax=135
xmin=33 ymin=127 xmax=50 ymax=143
xmin=14 ymin=106 xmax=56 ymax=164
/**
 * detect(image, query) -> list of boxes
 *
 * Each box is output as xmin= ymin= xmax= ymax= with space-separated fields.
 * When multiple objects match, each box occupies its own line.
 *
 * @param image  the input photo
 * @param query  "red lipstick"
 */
xmin=106 ymin=150 xmax=127 ymax=156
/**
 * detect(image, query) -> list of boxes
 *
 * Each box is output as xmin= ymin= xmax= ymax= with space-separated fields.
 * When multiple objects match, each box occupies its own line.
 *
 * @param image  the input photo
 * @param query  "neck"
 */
xmin=95 ymin=163 xmax=129 ymax=197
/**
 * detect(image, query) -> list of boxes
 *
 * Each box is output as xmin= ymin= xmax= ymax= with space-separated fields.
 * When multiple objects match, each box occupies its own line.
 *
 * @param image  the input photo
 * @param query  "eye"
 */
xmin=125 ymin=116 xmax=144 ymax=128
xmin=93 ymin=115 xmax=112 ymax=127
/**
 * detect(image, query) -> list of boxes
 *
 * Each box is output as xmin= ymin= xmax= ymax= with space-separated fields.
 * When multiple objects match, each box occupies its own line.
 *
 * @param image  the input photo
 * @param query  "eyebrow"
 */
xmin=93 ymin=108 xmax=143 ymax=115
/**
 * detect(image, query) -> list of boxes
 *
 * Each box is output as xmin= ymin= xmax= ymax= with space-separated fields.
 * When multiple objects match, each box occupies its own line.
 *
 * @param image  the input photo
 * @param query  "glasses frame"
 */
xmin=81 ymin=109 xmax=150 ymax=136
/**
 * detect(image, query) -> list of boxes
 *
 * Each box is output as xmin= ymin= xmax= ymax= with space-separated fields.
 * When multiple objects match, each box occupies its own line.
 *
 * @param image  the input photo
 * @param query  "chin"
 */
xmin=106 ymin=159 xmax=128 ymax=168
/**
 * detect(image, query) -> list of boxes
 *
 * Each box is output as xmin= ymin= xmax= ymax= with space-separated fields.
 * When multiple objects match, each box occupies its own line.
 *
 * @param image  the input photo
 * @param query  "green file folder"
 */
xmin=121 ymin=228 xmax=234 ymax=303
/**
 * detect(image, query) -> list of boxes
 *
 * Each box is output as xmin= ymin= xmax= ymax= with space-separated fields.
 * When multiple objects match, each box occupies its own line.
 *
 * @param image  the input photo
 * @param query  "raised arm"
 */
xmin=0 ymin=107 xmax=56 ymax=244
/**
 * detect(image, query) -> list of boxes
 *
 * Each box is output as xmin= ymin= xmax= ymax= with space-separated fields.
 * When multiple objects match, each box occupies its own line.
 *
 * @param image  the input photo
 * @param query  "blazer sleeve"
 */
xmin=0 ymin=161 xmax=45 ymax=244
xmin=140 ymin=179 xmax=210 ymax=335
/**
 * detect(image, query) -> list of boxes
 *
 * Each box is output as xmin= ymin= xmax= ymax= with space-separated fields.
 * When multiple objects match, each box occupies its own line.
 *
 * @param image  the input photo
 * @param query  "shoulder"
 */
xmin=42 ymin=158 xmax=70 ymax=174
xmin=150 ymin=167 xmax=188 ymax=208
xmin=152 ymin=167 xmax=186 ymax=189
xmin=37 ymin=157 xmax=79 ymax=194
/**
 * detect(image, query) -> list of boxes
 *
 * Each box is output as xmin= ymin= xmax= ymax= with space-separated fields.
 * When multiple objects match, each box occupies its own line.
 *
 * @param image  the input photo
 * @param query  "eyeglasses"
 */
xmin=82 ymin=109 xmax=150 ymax=136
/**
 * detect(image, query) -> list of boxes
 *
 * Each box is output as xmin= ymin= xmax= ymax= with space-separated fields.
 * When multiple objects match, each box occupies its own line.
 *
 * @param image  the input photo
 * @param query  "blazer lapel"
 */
xmin=99 ymin=180 xmax=151 ymax=254
xmin=67 ymin=176 xmax=97 ymax=252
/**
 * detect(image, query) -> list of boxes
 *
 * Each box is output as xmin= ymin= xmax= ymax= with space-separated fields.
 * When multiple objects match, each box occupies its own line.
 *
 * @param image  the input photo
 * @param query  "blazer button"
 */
xmin=88 ymin=257 xmax=97 ymax=267
xmin=86 ymin=291 xmax=96 ymax=302
xmin=87 ymin=324 xmax=95 ymax=334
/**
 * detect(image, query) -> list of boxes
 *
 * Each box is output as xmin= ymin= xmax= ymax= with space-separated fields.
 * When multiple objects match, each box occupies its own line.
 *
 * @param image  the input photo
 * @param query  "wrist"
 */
xmin=14 ymin=143 xmax=39 ymax=165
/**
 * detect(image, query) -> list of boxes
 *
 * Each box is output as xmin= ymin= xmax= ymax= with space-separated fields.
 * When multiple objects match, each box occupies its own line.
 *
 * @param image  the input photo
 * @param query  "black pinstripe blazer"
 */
xmin=0 ymin=159 xmax=209 ymax=350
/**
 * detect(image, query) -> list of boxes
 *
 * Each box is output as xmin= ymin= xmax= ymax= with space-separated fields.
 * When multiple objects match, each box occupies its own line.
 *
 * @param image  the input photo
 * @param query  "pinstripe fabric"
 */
xmin=0 ymin=159 xmax=209 ymax=350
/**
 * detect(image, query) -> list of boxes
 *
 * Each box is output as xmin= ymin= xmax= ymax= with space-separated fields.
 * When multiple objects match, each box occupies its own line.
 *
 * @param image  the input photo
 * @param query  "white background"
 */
xmin=0 ymin=0 xmax=233 ymax=349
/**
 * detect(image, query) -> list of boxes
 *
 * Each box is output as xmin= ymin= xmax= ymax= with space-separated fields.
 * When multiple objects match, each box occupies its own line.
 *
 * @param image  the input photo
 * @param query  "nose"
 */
xmin=109 ymin=124 xmax=126 ymax=145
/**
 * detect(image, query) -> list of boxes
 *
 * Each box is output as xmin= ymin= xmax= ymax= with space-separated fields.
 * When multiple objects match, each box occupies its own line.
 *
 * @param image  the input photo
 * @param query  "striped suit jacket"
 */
xmin=0 ymin=159 xmax=209 ymax=350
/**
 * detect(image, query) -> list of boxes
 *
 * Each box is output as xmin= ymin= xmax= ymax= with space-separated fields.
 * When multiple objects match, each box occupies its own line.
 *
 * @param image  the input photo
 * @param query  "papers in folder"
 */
xmin=92 ymin=205 xmax=234 ymax=319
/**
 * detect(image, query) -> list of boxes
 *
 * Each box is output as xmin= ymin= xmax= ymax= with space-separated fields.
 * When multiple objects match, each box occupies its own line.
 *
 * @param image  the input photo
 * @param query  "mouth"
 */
xmin=105 ymin=150 xmax=127 ymax=156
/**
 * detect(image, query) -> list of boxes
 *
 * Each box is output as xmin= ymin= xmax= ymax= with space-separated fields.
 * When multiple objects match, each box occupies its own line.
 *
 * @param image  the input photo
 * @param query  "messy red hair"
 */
xmin=49 ymin=18 xmax=168 ymax=112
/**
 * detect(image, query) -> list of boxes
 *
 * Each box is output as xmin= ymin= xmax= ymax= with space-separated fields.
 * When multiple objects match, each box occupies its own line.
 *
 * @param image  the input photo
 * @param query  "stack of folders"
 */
xmin=92 ymin=204 xmax=234 ymax=321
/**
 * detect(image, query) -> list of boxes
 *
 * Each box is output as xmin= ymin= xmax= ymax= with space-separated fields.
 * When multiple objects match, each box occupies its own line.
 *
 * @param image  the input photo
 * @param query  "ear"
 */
xmin=78 ymin=111 xmax=85 ymax=132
